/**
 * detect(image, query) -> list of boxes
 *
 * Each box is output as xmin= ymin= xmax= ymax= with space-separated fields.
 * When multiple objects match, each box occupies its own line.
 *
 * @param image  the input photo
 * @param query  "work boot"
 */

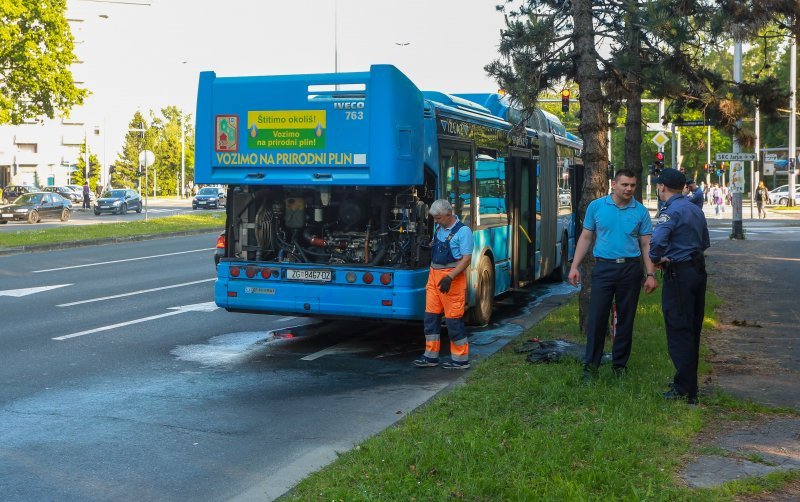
xmin=663 ymin=389 xmax=698 ymax=405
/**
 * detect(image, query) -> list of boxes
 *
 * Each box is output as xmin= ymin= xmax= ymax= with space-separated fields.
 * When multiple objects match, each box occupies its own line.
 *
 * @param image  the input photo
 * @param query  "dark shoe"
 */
xmin=441 ymin=360 xmax=470 ymax=370
xmin=413 ymin=355 xmax=439 ymax=368
xmin=612 ymin=366 xmax=628 ymax=378
xmin=581 ymin=368 xmax=597 ymax=385
xmin=663 ymin=389 xmax=698 ymax=405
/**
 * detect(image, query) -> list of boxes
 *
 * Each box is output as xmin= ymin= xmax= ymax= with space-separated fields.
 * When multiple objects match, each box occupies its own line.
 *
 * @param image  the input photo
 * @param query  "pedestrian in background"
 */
xmin=414 ymin=199 xmax=474 ymax=370
xmin=686 ymin=178 xmax=704 ymax=209
xmin=650 ymin=168 xmax=710 ymax=405
xmin=82 ymin=182 xmax=91 ymax=210
xmin=755 ymin=180 xmax=769 ymax=219
xmin=569 ymin=169 xmax=658 ymax=381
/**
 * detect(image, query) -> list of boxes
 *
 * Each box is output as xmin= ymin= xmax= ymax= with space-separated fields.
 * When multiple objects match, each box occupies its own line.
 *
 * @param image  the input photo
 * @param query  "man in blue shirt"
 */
xmin=569 ymin=169 xmax=658 ymax=381
xmin=415 ymin=199 xmax=474 ymax=370
xmin=650 ymin=168 xmax=710 ymax=404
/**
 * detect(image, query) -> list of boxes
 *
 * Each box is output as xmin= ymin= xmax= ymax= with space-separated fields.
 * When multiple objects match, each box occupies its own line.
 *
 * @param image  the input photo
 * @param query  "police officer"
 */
xmin=650 ymin=168 xmax=710 ymax=404
xmin=569 ymin=169 xmax=658 ymax=381
xmin=686 ymin=179 xmax=704 ymax=209
xmin=414 ymin=199 xmax=474 ymax=369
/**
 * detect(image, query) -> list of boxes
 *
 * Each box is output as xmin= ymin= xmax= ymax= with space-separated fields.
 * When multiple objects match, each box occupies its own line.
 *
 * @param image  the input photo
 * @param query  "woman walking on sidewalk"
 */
xmin=755 ymin=181 xmax=769 ymax=219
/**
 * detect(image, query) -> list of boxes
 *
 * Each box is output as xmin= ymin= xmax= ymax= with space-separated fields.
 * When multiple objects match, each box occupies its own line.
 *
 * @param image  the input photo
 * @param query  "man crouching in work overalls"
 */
xmin=414 ymin=199 xmax=474 ymax=369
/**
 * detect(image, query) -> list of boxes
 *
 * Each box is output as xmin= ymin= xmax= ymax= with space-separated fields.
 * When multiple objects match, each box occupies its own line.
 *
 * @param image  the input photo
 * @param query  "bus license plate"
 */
xmin=286 ymin=269 xmax=332 ymax=282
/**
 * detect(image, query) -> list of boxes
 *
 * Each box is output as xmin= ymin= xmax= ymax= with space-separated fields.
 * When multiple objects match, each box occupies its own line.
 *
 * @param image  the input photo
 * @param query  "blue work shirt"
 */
xmin=434 ymin=216 xmax=473 ymax=261
xmin=688 ymin=188 xmax=704 ymax=209
xmin=650 ymin=194 xmax=710 ymax=263
xmin=583 ymin=195 xmax=652 ymax=259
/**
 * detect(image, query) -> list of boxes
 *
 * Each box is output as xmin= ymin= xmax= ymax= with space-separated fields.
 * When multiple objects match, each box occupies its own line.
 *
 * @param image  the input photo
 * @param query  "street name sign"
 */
xmin=764 ymin=153 xmax=778 ymax=162
xmin=715 ymin=152 xmax=756 ymax=161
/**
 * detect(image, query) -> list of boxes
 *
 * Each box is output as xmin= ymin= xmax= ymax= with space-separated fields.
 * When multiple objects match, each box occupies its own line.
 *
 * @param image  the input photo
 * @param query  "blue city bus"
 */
xmin=195 ymin=65 xmax=582 ymax=325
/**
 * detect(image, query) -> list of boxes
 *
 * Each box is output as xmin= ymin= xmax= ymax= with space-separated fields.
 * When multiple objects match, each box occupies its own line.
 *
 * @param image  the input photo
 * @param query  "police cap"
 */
xmin=656 ymin=168 xmax=687 ymax=189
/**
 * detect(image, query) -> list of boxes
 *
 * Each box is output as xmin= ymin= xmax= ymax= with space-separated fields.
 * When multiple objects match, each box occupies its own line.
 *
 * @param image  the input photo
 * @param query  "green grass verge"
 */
xmin=284 ymin=289 xmax=792 ymax=500
xmin=0 ymin=211 xmax=224 ymax=248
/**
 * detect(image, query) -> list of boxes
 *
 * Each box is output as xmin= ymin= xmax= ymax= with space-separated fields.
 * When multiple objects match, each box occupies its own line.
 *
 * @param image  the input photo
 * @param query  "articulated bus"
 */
xmin=195 ymin=65 xmax=582 ymax=325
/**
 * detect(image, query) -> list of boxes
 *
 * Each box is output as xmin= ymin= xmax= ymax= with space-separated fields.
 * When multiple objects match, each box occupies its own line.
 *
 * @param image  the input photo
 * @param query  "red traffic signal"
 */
xmin=561 ymin=89 xmax=570 ymax=113
xmin=655 ymin=152 xmax=664 ymax=162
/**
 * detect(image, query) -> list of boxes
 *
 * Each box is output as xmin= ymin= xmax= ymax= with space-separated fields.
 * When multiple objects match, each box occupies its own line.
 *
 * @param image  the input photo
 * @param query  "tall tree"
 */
xmin=71 ymin=143 xmax=100 ymax=191
xmin=113 ymin=111 xmax=148 ymax=190
xmin=487 ymin=0 xmax=610 ymax=332
xmin=0 ymin=0 xmax=87 ymax=124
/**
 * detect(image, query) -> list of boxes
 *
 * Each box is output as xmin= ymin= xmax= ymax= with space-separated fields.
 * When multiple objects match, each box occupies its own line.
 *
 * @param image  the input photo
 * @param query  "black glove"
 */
xmin=438 ymin=275 xmax=453 ymax=293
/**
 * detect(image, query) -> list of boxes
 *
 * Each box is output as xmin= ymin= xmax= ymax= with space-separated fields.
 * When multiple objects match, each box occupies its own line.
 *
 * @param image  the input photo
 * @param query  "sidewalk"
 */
xmin=678 ymin=208 xmax=800 ymax=492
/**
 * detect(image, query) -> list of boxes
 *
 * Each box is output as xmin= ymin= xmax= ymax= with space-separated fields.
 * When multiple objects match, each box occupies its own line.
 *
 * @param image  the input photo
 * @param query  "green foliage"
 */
xmin=113 ymin=108 xmax=195 ymax=195
xmin=71 ymin=143 xmax=101 ymax=191
xmin=0 ymin=0 xmax=87 ymax=124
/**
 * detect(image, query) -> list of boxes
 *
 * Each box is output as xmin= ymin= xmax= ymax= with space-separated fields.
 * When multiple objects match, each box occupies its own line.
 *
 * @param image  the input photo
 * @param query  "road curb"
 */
xmin=0 ymin=228 xmax=220 ymax=257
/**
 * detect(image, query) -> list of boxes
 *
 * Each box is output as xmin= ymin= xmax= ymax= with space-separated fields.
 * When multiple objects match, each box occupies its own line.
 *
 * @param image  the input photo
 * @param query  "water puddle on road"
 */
xmin=171 ymin=325 xmax=316 ymax=367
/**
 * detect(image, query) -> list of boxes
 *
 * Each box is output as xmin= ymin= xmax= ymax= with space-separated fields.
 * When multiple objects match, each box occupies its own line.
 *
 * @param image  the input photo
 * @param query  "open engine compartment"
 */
xmin=223 ymin=183 xmax=436 ymax=268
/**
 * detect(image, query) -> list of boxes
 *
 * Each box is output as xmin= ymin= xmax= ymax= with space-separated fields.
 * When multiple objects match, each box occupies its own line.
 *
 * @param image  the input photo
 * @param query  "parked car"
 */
xmin=192 ymin=186 xmax=227 ymax=210
xmin=1 ymin=185 xmax=39 ymax=204
xmin=94 ymin=188 xmax=142 ymax=215
xmin=65 ymin=184 xmax=97 ymax=202
xmin=0 ymin=192 xmax=71 ymax=224
xmin=41 ymin=186 xmax=83 ymax=203
xmin=768 ymin=185 xmax=800 ymax=205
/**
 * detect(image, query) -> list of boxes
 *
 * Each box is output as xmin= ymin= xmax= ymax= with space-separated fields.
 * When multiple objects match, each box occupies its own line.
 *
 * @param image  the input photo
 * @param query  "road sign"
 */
xmin=652 ymin=131 xmax=669 ymax=148
xmin=674 ymin=119 xmax=713 ymax=127
xmin=715 ymin=152 xmax=756 ymax=161
xmin=139 ymin=150 xmax=155 ymax=168
xmin=764 ymin=153 xmax=778 ymax=162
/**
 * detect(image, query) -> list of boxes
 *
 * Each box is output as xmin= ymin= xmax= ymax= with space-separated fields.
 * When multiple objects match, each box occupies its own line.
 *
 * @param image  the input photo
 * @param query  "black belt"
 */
xmin=595 ymin=257 xmax=640 ymax=263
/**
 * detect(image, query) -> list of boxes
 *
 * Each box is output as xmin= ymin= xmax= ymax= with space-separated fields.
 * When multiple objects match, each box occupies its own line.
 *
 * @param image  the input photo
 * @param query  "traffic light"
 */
xmin=654 ymin=151 xmax=665 ymax=173
xmin=703 ymin=163 xmax=708 ymax=172
xmin=561 ymin=89 xmax=570 ymax=113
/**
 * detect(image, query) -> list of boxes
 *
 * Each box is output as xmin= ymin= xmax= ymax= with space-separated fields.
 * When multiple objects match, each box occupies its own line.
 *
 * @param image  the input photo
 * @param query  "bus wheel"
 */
xmin=468 ymin=256 xmax=494 ymax=326
xmin=551 ymin=237 xmax=569 ymax=282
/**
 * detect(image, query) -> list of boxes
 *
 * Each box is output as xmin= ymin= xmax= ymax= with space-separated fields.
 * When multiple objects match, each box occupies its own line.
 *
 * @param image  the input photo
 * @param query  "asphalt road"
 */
xmin=0 ymin=197 xmax=203 ymax=233
xmin=0 ymin=234 xmax=573 ymax=501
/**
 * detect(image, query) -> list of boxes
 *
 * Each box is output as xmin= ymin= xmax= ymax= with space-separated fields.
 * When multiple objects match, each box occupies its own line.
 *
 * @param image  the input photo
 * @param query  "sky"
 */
xmin=67 ymin=0 xmax=509 ymax=158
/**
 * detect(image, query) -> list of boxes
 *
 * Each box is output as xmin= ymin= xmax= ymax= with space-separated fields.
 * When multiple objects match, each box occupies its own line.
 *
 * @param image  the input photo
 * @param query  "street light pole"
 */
xmin=731 ymin=39 xmax=745 ymax=239
xmin=181 ymin=112 xmax=185 ymax=199
xmin=789 ymin=26 xmax=797 ymax=206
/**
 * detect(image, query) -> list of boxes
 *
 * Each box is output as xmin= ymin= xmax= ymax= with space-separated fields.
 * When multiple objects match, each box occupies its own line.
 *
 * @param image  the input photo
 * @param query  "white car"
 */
xmin=768 ymin=185 xmax=800 ymax=205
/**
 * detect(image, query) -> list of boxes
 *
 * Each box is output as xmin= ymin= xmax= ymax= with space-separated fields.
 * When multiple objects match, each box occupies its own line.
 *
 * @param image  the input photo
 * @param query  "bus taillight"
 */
xmin=260 ymin=268 xmax=271 ymax=279
xmin=246 ymin=266 xmax=258 ymax=278
xmin=380 ymin=273 xmax=392 ymax=285
xmin=362 ymin=272 xmax=374 ymax=284
xmin=230 ymin=266 xmax=240 ymax=277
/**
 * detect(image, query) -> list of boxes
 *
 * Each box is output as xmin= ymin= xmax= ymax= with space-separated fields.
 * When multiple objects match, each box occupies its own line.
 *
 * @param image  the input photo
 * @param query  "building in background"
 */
xmin=0 ymin=14 xmax=106 ymax=189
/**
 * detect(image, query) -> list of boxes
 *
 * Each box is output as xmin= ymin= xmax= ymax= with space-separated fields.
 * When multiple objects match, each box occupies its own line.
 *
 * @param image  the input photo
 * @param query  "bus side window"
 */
xmin=441 ymin=148 xmax=472 ymax=225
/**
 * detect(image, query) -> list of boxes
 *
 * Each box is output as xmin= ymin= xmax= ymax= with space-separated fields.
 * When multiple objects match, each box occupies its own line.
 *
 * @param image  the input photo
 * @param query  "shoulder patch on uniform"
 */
xmin=657 ymin=214 xmax=671 ymax=224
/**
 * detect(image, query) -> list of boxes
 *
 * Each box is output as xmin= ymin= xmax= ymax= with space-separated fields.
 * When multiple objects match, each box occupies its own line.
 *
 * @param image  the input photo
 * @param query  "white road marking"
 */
xmin=53 ymin=301 xmax=219 ymax=341
xmin=0 ymin=284 xmax=72 ymax=297
xmin=56 ymin=278 xmax=216 ymax=307
xmin=276 ymin=316 xmax=296 ymax=323
xmin=33 ymin=248 xmax=214 ymax=273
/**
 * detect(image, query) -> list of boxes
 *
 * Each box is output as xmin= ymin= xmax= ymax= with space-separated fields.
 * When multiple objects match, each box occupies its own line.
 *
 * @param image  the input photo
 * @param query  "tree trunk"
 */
xmin=623 ymin=1 xmax=645 ymax=201
xmin=571 ymin=0 xmax=609 ymax=335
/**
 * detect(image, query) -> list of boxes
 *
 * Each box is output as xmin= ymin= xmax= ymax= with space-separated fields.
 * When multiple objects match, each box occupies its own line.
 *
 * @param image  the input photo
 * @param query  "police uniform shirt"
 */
xmin=583 ymin=195 xmax=653 ymax=259
xmin=688 ymin=188 xmax=704 ymax=208
xmin=435 ymin=216 xmax=474 ymax=261
xmin=650 ymin=194 xmax=710 ymax=263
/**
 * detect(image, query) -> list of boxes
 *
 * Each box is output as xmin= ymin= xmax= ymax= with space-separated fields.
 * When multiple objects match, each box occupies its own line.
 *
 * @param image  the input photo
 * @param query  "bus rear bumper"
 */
xmin=214 ymin=278 xmax=426 ymax=321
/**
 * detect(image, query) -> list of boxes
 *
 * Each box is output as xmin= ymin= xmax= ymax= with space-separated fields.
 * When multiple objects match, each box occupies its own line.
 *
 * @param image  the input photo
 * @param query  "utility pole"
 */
xmin=731 ymin=40 xmax=745 ymax=239
xmin=789 ymin=27 xmax=797 ymax=207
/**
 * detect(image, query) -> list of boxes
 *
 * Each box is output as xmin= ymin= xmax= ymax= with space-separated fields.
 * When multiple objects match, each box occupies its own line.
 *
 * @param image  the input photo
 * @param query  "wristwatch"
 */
xmin=645 ymin=272 xmax=656 ymax=278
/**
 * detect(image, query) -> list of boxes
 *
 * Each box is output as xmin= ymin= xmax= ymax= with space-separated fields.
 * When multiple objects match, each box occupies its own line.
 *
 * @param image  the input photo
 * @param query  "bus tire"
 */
xmin=467 ymin=255 xmax=494 ymax=327
xmin=551 ymin=236 xmax=569 ymax=282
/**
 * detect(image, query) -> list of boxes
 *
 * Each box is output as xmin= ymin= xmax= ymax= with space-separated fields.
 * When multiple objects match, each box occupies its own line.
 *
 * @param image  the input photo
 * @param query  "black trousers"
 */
xmin=584 ymin=260 xmax=643 ymax=370
xmin=662 ymin=261 xmax=707 ymax=398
